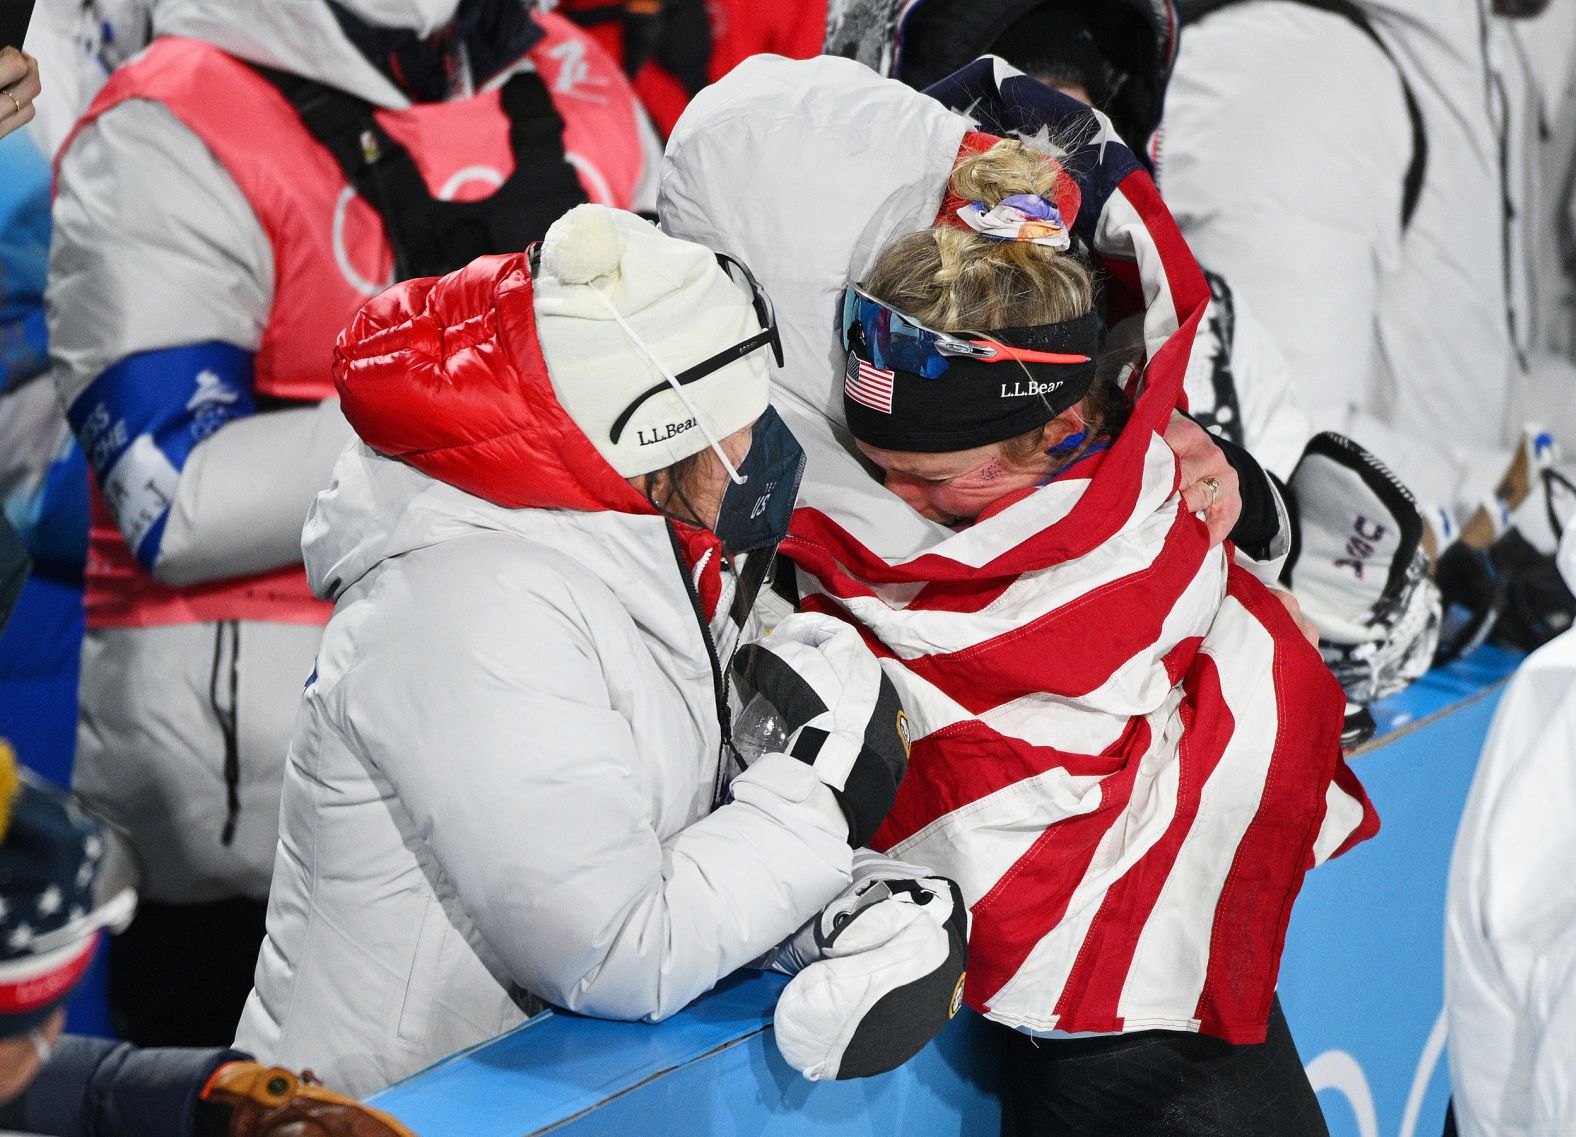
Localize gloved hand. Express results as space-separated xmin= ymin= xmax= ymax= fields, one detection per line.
xmin=758 ymin=849 xmax=941 ymax=976
xmin=1437 ymin=430 xmax=1576 ymax=655
xmin=732 ymin=613 xmax=911 ymax=847
xmin=1281 ymin=432 xmax=1441 ymax=704
xmin=771 ymin=863 xmax=969 ymax=1082
xmin=198 ymin=1062 xmax=417 ymax=1136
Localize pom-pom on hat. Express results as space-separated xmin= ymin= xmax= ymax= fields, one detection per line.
xmin=533 ymin=204 xmax=771 ymax=479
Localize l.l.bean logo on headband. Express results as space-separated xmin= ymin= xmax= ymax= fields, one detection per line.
xmin=999 ymin=378 xmax=1063 ymax=399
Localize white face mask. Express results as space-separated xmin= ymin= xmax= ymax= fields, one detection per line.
xmin=329 ymin=0 xmax=465 ymax=36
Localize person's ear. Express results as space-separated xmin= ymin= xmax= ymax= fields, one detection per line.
xmin=627 ymin=469 xmax=665 ymax=508
xmin=1041 ymin=408 xmax=1084 ymax=449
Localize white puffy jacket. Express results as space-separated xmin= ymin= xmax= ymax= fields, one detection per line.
xmin=1445 ymin=529 xmax=1576 ymax=1136
xmin=232 ymin=442 xmax=853 ymax=1095
xmin=49 ymin=0 xmax=662 ymax=904
xmin=1164 ymin=0 xmax=1518 ymax=516
xmin=1494 ymin=7 xmax=1576 ymax=447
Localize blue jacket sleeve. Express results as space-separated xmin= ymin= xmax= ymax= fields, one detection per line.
xmin=0 ymin=1036 xmax=244 ymax=1137
xmin=64 ymin=342 xmax=256 ymax=571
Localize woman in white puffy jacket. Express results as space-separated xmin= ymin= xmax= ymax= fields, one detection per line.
xmin=1445 ymin=527 xmax=1576 ymax=1137
xmin=233 ymin=206 xmax=912 ymax=1096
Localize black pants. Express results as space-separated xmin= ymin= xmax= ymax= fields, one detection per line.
xmin=998 ymin=998 xmax=1329 ymax=1137
xmin=107 ymin=897 xmax=268 ymax=1047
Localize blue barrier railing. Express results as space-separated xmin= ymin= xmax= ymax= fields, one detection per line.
xmin=370 ymin=645 xmax=1525 ymax=1137
xmin=1279 ymin=644 xmax=1521 ymax=1137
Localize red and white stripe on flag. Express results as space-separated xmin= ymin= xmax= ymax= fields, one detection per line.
xmin=845 ymin=354 xmax=895 ymax=413
xmin=781 ymin=172 xmax=1379 ymax=1045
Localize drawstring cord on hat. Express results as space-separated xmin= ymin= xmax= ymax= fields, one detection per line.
xmin=588 ymin=288 xmax=747 ymax=487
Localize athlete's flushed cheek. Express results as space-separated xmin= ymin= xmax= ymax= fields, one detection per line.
xmin=880 ymin=454 xmax=1047 ymax=525
xmin=930 ymin=462 xmax=1046 ymax=521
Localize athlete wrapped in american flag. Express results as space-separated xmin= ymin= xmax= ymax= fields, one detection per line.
xmin=662 ymin=48 xmax=1376 ymax=1089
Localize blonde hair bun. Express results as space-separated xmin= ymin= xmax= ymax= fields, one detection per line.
xmin=865 ymin=140 xmax=1090 ymax=334
xmin=950 ymin=139 xmax=1062 ymax=209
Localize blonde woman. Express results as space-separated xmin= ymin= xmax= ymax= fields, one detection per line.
xmin=662 ymin=57 xmax=1375 ymax=1135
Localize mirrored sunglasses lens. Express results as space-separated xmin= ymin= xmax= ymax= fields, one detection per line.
xmin=843 ymin=289 xmax=954 ymax=379
xmin=870 ymin=300 xmax=950 ymax=378
xmin=839 ymin=288 xmax=858 ymax=347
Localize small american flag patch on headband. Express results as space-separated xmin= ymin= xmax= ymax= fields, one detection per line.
xmin=845 ymin=353 xmax=895 ymax=414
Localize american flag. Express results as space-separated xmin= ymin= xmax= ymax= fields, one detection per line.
xmin=845 ymin=353 xmax=894 ymax=414
xmin=781 ymin=61 xmax=1378 ymax=1044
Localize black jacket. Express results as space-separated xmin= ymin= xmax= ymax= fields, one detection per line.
xmin=0 ymin=1036 xmax=241 ymax=1137
xmin=823 ymin=0 xmax=1179 ymax=159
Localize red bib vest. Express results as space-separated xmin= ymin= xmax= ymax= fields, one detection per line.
xmin=69 ymin=14 xmax=645 ymax=628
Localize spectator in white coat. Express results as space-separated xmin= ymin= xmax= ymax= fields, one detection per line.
xmin=233 ymin=205 xmax=911 ymax=1096
xmin=1445 ymin=523 xmax=1576 ymax=1137
xmin=1165 ymin=0 xmax=1521 ymax=519
xmin=48 ymin=0 xmax=661 ymax=1047
xmin=1491 ymin=2 xmax=1576 ymax=447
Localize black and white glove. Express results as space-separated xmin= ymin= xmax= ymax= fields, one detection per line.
xmin=1434 ymin=430 xmax=1576 ymax=659
xmin=732 ymin=614 xmax=911 ymax=848
xmin=1282 ymin=432 xmax=1441 ymax=704
xmin=769 ymin=852 xmax=969 ymax=1082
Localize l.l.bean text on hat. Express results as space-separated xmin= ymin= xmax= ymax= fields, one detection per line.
xmin=637 ymin=418 xmax=698 ymax=446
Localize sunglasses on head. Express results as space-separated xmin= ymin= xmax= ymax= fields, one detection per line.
xmin=607 ymin=253 xmax=783 ymax=445
xmin=838 ymin=283 xmax=1091 ymax=379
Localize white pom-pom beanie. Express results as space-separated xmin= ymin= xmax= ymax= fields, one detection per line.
xmin=533 ymin=204 xmax=770 ymax=479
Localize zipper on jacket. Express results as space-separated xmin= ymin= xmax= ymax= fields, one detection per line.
xmin=665 ymin=522 xmax=738 ymax=808
xmin=207 ymin=620 xmax=242 ymax=846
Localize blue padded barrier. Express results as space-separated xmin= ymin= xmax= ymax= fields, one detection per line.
xmin=370 ymin=646 xmax=1525 ymax=1137
xmin=1278 ymin=645 xmax=1522 ymax=1137
xmin=373 ymin=972 xmax=1003 ymax=1137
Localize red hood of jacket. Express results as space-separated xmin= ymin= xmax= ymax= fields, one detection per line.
xmin=333 ymin=252 xmax=656 ymax=516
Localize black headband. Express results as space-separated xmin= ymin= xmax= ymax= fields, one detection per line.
xmin=843 ymin=312 xmax=1101 ymax=453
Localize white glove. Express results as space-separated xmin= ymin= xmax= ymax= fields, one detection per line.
xmin=1282 ymin=432 xmax=1441 ymax=703
xmin=771 ymin=867 xmax=969 ymax=1082
xmin=758 ymin=850 xmax=938 ymax=977
xmin=732 ymin=613 xmax=910 ymax=847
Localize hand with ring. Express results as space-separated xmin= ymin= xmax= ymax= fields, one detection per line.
xmin=0 ymin=46 xmax=40 ymax=142
xmin=1163 ymin=410 xmax=1241 ymax=546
